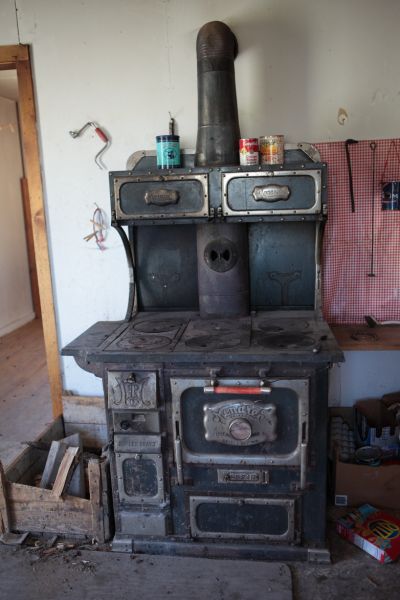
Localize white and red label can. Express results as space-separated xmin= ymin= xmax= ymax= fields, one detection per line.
xmin=239 ymin=138 xmax=259 ymax=166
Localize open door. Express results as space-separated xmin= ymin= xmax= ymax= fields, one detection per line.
xmin=0 ymin=45 xmax=62 ymax=417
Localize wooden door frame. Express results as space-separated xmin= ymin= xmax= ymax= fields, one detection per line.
xmin=0 ymin=45 xmax=62 ymax=417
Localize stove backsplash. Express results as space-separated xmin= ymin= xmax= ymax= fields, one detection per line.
xmin=133 ymin=218 xmax=319 ymax=313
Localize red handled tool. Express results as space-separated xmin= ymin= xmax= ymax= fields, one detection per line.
xmin=69 ymin=121 xmax=111 ymax=170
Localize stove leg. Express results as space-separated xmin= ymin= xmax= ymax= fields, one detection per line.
xmin=307 ymin=547 xmax=331 ymax=564
xmin=112 ymin=535 xmax=133 ymax=553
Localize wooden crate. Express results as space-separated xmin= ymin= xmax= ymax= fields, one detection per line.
xmin=0 ymin=417 xmax=111 ymax=542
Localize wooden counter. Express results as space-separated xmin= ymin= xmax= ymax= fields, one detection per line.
xmin=331 ymin=324 xmax=400 ymax=350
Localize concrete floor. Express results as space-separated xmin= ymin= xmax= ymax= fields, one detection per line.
xmin=0 ymin=519 xmax=399 ymax=600
xmin=291 ymin=519 xmax=400 ymax=599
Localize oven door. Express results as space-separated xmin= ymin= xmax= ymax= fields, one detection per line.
xmin=171 ymin=378 xmax=309 ymax=470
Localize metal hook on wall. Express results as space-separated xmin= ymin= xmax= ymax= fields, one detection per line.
xmin=69 ymin=121 xmax=111 ymax=170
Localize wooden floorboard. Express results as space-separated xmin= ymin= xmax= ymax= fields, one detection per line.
xmin=0 ymin=547 xmax=292 ymax=600
xmin=0 ymin=319 xmax=52 ymax=467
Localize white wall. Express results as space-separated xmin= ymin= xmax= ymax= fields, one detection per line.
xmin=329 ymin=352 xmax=400 ymax=407
xmin=0 ymin=0 xmax=399 ymax=398
xmin=0 ymin=96 xmax=34 ymax=336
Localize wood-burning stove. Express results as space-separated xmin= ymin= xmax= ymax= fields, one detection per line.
xmin=63 ymin=21 xmax=343 ymax=561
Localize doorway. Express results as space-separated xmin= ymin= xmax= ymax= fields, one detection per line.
xmin=0 ymin=45 xmax=62 ymax=468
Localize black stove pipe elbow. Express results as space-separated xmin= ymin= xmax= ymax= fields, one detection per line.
xmin=195 ymin=21 xmax=240 ymax=166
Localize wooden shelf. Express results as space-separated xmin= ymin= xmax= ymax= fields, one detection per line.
xmin=331 ymin=324 xmax=400 ymax=350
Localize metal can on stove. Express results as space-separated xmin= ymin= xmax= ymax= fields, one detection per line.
xmin=156 ymin=134 xmax=181 ymax=169
xmin=259 ymin=135 xmax=285 ymax=165
xmin=239 ymin=138 xmax=259 ymax=166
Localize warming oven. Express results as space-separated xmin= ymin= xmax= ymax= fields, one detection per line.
xmin=63 ymin=21 xmax=343 ymax=561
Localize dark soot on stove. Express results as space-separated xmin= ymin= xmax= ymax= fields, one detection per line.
xmin=185 ymin=334 xmax=242 ymax=350
xmin=133 ymin=319 xmax=183 ymax=334
xmin=115 ymin=334 xmax=171 ymax=350
xmin=255 ymin=332 xmax=316 ymax=349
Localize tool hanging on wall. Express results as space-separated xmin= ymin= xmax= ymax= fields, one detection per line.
xmin=345 ymin=138 xmax=358 ymax=212
xmin=364 ymin=315 xmax=400 ymax=327
xmin=69 ymin=122 xmax=110 ymax=170
xmin=380 ymin=140 xmax=400 ymax=211
xmin=83 ymin=204 xmax=108 ymax=250
xmin=368 ymin=142 xmax=377 ymax=277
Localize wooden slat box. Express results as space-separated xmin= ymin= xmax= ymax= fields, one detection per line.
xmin=0 ymin=417 xmax=111 ymax=542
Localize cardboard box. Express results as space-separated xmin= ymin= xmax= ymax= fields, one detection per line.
xmin=330 ymin=408 xmax=400 ymax=511
xmin=334 ymin=455 xmax=400 ymax=510
xmin=336 ymin=504 xmax=400 ymax=563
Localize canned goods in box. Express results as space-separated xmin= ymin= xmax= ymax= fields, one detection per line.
xmin=239 ymin=138 xmax=259 ymax=166
xmin=259 ymin=135 xmax=285 ymax=165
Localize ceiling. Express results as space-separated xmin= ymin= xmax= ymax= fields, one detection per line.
xmin=0 ymin=70 xmax=19 ymax=101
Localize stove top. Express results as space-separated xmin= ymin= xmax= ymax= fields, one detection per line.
xmin=90 ymin=311 xmax=341 ymax=361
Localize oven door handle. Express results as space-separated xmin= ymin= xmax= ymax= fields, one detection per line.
xmin=203 ymin=385 xmax=272 ymax=395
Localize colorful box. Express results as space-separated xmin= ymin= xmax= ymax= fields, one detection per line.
xmin=336 ymin=504 xmax=400 ymax=563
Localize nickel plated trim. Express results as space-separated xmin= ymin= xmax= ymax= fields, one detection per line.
xmin=221 ymin=170 xmax=321 ymax=216
xmin=114 ymin=173 xmax=209 ymax=220
xmin=126 ymin=150 xmax=156 ymax=170
xmin=189 ymin=496 xmax=295 ymax=541
xmin=314 ymin=220 xmax=323 ymax=316
xmin=126 ymin=149 xmax=195 ymax=171
xmin=171 ymin=378 xmax=309 ymax=467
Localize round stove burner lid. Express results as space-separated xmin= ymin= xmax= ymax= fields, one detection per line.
xmin=185 ymin=334 xmax=241 ymax=350
xmin=255 ymin=332 xmax=316 ymax=349
xmin=115 ymin=334 xmax=171 ymax=351
xmin=133 ymin=318 xmax=183 ymax=334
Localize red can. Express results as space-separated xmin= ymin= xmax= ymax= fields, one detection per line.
xmin=239 ymin=138 xmax=259 ymax=166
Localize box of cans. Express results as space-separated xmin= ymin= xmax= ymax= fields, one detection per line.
xmin=329 ymin=408 xmax=400 ymax=511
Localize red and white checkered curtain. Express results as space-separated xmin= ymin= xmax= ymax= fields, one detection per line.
xmin=315 ymin=139 xmax=400 ymax=324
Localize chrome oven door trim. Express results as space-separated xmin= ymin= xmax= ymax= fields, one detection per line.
xmin=189 ymin=496 xmax=296 ymax=541
xmin=171 ymin=378 xmax=309 ymax=467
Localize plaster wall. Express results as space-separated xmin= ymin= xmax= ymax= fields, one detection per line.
xmin=0 ymin=0 xmax=399 ymax=400
xmin=0 ymin=95 xmax=34 ymax=335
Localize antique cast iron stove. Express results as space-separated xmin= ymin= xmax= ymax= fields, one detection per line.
xmin=63 ymin=21 xmax=343 ymax=561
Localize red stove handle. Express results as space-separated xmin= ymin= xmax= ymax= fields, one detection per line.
xmin=203 ymin=385 xmax=272 ymax=395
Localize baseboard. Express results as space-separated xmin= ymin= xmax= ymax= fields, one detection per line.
xmin=0 ymin=311 xmax=36 ymax=337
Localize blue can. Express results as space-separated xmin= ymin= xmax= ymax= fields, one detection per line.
xmin=382 ymin=181 xmax=400 ymax=210
xmin=156 ymin=134 xmax=180 ymax=169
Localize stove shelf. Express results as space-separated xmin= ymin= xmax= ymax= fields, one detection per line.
xmin=332 ymin=324 xmax=400 ymax=350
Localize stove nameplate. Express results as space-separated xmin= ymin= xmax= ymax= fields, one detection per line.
xmin=204 ymin=400 xmax=277 ymax=446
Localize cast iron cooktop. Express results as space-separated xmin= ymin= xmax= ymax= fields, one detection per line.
xmin=102 ymin=311 xmax=329 ymax=355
